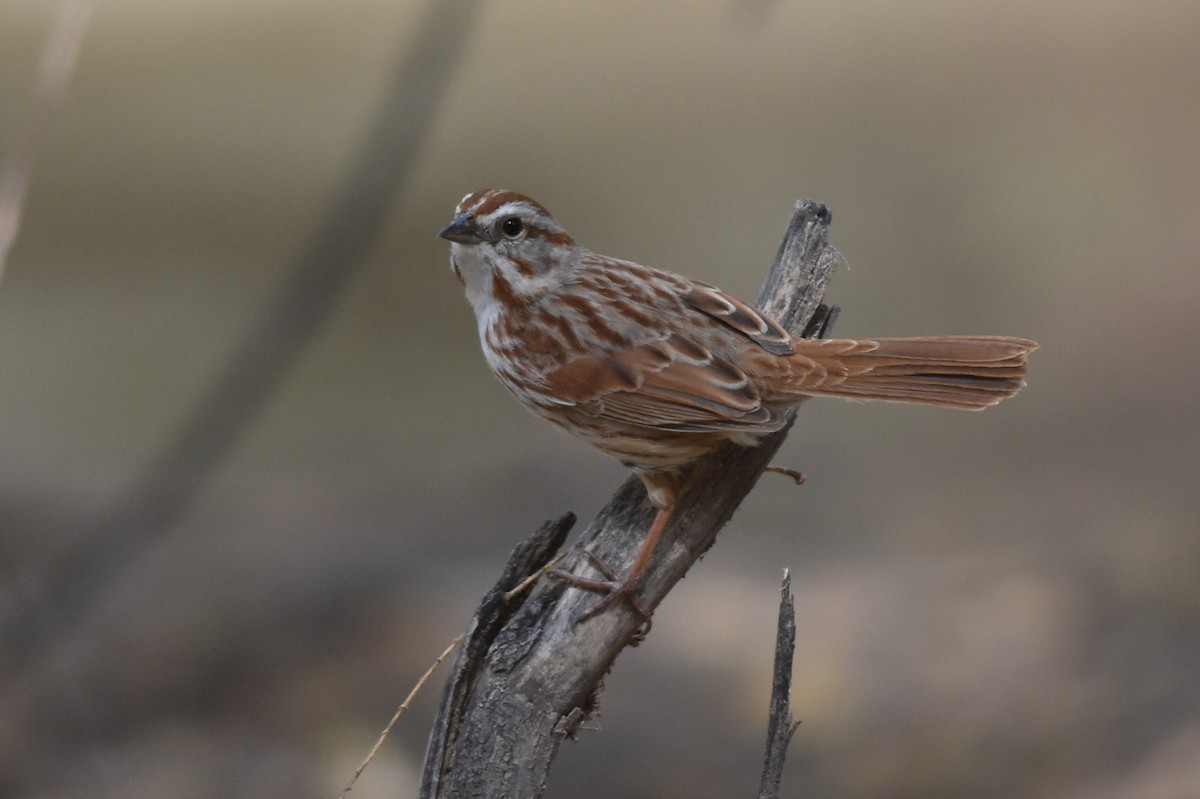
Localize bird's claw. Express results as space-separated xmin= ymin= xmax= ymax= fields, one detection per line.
xmin=551 ymin=550 xmax=653 ymax=628
xmin=765 ymin=465 xmax=806 ymax=485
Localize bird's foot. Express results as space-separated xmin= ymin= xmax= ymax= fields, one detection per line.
xmin=551 ymin=551 xmax=652 ymax=628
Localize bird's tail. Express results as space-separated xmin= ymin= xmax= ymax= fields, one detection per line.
xmin=780 ymin=336 xmax=1037 ymax=410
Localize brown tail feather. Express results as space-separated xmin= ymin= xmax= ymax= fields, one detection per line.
xmin=783 ymin=336 xmax=1037 ymax=410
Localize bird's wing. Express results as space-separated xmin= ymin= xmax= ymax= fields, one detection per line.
xmin=542 ymin=333 xmax=784 ymax=432
xmin=682 ymin=283 xmax=795 ymax=356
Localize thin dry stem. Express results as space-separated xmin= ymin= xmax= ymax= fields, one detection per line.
xmin=338 ymin=634 xmax=463 ymax=799
xmin=503 ymin=551 xmax=568 ymax=602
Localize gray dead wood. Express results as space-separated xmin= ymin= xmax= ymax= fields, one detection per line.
xmin=759 ymin=569 xmax=801 ymax=799
xmin=419 ymin=199 xmax=841 ymax=799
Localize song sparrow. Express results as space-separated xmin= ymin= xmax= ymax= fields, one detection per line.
xmin=440 ymin=189 xmax=1036 ymax=621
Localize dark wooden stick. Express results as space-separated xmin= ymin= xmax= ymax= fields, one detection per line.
xmin=759 ymin=569 xmax=801 ymax=799
xmin=418 ymin=199 xmax=841 ymax=799
xmin=420 ymin=513 xmax=574 ymax=796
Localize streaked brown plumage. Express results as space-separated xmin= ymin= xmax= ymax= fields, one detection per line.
xmin=440 ymin=189 xmax=1036 ymax=621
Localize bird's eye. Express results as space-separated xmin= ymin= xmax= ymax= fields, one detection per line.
xmin=501 ymin=217 xmax=524 ymax=238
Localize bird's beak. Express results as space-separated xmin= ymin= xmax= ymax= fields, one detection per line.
xmin=438 ymin=213 xmax=483 ymax=244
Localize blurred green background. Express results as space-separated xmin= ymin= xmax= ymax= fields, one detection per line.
xmin=1 ymin=1 xmax=1197 ymax=797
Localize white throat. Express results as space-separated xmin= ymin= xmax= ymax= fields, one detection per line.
xmin=451 ymin=241 xmax=565 ymax=333
xmin=450 ymin=241 xmax=499 ymax=325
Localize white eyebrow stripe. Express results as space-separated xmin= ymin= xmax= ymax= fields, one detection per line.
xmin=479 ymin=201 xmax=536 ymax=222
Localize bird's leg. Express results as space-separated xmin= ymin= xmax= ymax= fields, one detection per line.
xmin=551 ymin=504 xmax=671 ymax=624
xmin=551 ymin=476 xmax=677 ymax=625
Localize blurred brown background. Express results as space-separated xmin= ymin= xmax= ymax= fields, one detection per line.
xmin=1 ymin=1 xmax=1197 ymax=797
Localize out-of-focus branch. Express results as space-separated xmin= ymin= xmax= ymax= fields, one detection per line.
xmin=3 ymin=0 xmax=482 ymax=681
xmin=0 ymin=0 xmax=93 ymax=283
